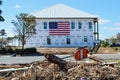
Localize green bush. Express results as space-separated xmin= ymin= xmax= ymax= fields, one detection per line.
xmin=20 ymin=47 xmax=37 ymax=55
xmin=6 ymin=46 xmax=14 ymax=54
xmin=112 ymin=47 xmax=119 ymax=51
xmin=0 ymin=47 xmax=7 ymax=54
xmin=100 ymin=40 xmax=110 ymax=47
xmin=24 ymin=47 xmax=37 ymax=53
xmin=14 ymin=48 xmax=22 ymax=55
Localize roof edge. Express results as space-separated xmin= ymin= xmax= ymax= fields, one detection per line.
xmin=35 ymin=17 xmax=98 ymax=19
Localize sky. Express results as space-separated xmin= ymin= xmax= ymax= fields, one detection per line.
xmin=0 ymin=0 xmax=120 ymax=40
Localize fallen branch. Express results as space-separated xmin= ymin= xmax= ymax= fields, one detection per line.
xmin=0 ymin=67 xmax=29 ymax=73
xmin=88 ymin=55 xmax=106 ymax=64
xmin=44 ymin=54 xmax=67 ymax=72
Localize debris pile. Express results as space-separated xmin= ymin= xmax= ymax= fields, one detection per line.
xmin=0 ymin=55 xmax=120 ymax=80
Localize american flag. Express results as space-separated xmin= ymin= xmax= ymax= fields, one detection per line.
xmin=49 ymin=22 xmax=70 ymax=35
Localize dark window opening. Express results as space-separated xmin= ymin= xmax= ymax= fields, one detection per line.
xmin=43 ymin=22 xmax=47 ymax=29
xmin=47 ymin=38 xmax=51 ymax=45
xmin=89 ymin=22 xmax=92 ymax=29
xmin=84 ymin=36 xmax=88 ymax=42
xmin=71 ymin=22 xmax=75 ymax=29
xmin=66 ymin=38 xmax=70 ymax=44
xmin=78 ymin=22 xmax=82 ymax=29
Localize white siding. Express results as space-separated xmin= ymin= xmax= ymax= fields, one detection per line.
xmin=26 ymin=19 xmax=95 ymax=48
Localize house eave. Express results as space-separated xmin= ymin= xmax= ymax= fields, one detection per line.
xmin=35 ymin=17 xmax=98 ymax=20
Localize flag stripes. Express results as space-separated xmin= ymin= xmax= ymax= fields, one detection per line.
xmin=49 ymin=22 xmax=70 ymax=35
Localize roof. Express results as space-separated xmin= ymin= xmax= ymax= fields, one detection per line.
xmin=32 ymin=4 xmax=98 ymax=18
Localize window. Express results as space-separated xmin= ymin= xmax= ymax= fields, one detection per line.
xmin=89 ymin=22 xmax=92 ymax=29
xmin=84 ymin=36 xmax=88 ymax=42
xmin=30 ymin=43 xmax=33 ymax=45
xmin=78 ymin=22 xmax=82 ymax=29
xmin=66 ymin=37 xmax=70 ymax=44
xmin=71 ymin=22 xmax=75 ymax=29
xmin=47 ymin=38 xmax=51 ymax=45
xmin=39 ymin=36 xmax=43 ymax=38
xmin=43 ymin=22 xmax=47 ymax=29
xmin=37 ymin=39 xmax=39 ymax=41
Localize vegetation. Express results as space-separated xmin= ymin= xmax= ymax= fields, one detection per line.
xmin=11 ymin=13 xmax=36 ymax=49
xmin=0 ymin=46 xmax=39 ymax=56
xmin=0 ymin=29 xmax=7 ymax=48
xmin=19 ymin=47 xmax=38 ymax=56
xmin=0 ymin=46 xmax=15 ymax=55
xmin=100 ymin=40 xmax=109 ymax=47
xmin=0 ymin=0 xmax=4 ymax=21
xmin=0 ymin=1 xmax=6 ymax=48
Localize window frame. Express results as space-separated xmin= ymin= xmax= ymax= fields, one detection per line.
xmin=66 ymin=37 xmax=70 ymax=44
xmin=78 ymin=22 xmax=82 ymax=29
xmin=71 ymin=22 xmax=75 ymax=29
xmin=88 ymin=22 xmax=92 ymax=29
xmin=47 ymin=37 xmax=51 ymax=45
xmin=43 ymin=22 xmax=47 ymax=29
xmin=84 ymin=36 xmax=88 ymax=42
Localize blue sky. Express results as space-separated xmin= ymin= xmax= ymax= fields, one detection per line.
xmin=0 ymin=0 xmax=120 ymax=40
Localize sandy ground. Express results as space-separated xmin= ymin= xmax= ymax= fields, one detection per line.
xmin=36 ymin=47 xmax=120 ymax=54
xmin=98 ymin=47 xmax=120 ymax=54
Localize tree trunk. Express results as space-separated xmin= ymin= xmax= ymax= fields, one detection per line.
xmin=22 ymin=39 xmax=25 ymax=50
xmin=22 ymin=43 xmax=24 ymax=50
xmin=22 ymin=27 xmax=25 ymax=50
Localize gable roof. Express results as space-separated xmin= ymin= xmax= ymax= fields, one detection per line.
xmin=32 ymin=4 xmax=98 ymax=18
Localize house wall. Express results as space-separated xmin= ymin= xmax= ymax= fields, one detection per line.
xmin=25 ymin=18 xmax=95 ymax=48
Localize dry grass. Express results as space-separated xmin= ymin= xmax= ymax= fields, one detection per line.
xmin=36 ymin=47 xmax=120 ymax=54
xmin=37 ymin=48 xmax=77 ymax=54
xmin=97 ymin=47 xmax=120 ymax=54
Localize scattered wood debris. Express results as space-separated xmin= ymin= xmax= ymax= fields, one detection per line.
xmin=45 ymin=54 xmax=68 ymax=72
xmin=0 ymin=55 xmax=120 ymax=80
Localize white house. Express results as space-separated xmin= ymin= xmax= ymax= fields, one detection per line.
xmin=25 ymin=4 xmax=99 ymax=48
xmin=106 ymin=33 xmax=120 ymax=45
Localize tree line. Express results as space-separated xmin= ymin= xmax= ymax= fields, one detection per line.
xmin=0 ymin=13 xmax=36 ymax=49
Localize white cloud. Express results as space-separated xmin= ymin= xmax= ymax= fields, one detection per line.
xmin=8 ymin=33 xmax=15 ymax=37
xmin=101 ymin=26 xmax=120 ymax=31
xmin=95 ymin=15 xmax=110 ymax=24
xmin=109 ymin=27 xmax=120 ymax=31
xmin=99 ymin=18 xmax=110 ymax=24
xmin=5 ymin=30 xmax=15 ymax=37
xmin=114 ymin=22 xmax=120 ymax=26
xmin=100 ymin=26 xmax=120 ymax=40
xmin=15 ymin=5 xmax=21 ymax=9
